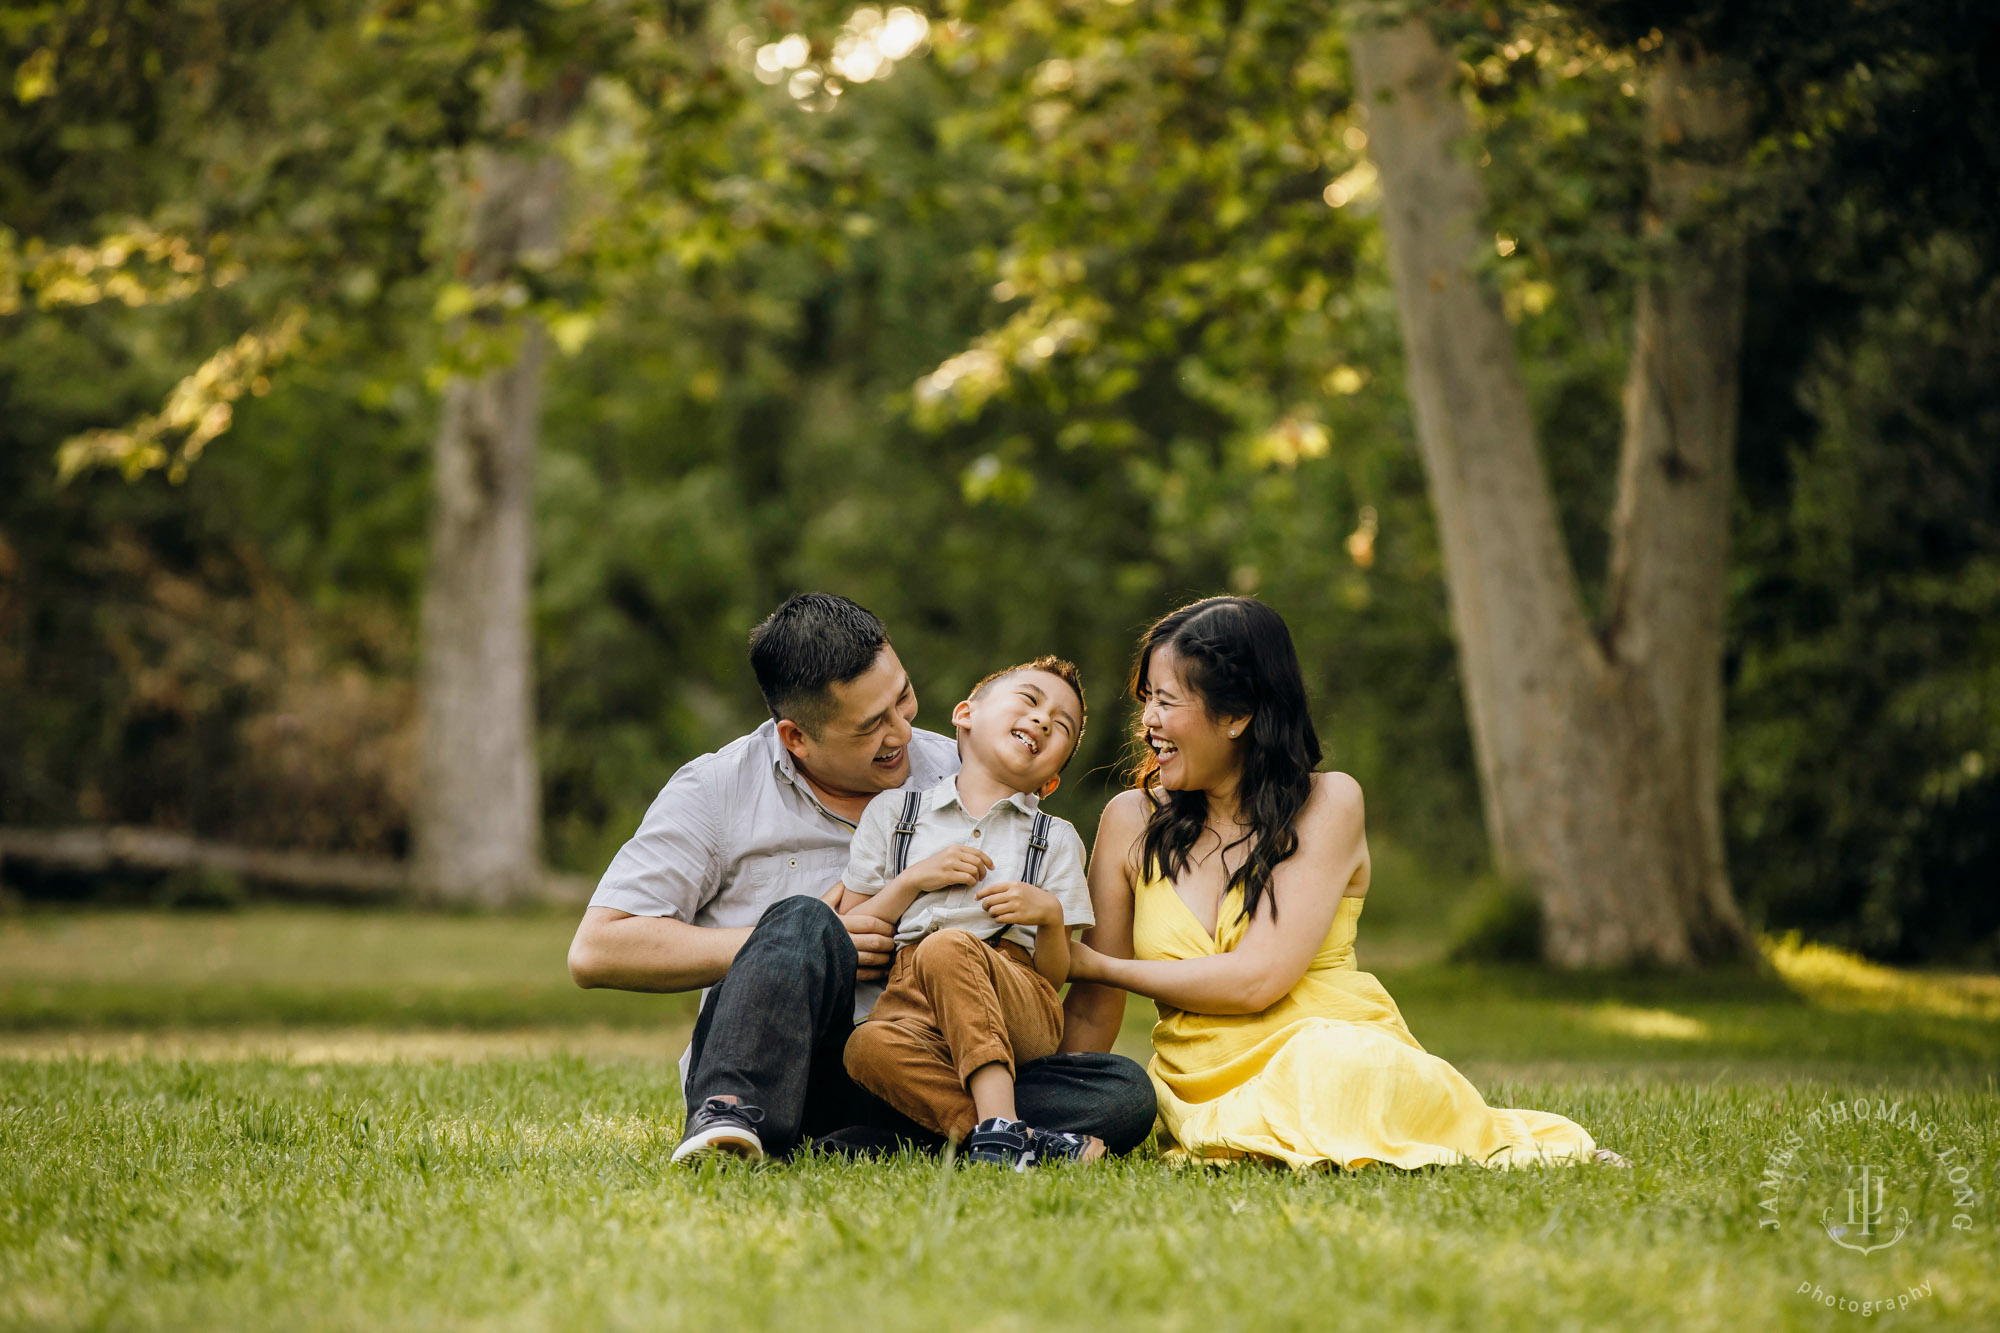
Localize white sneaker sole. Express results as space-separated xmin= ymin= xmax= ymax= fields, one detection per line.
xmin=671 ymin=1123 xmax=765 ymax=1164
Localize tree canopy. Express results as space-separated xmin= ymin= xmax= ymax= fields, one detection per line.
xmin=2 ymin=0 xmax=1994 ymax=961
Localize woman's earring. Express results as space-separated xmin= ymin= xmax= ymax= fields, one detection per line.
xmin=1229 ymin=729 xmax=1240 ymax=738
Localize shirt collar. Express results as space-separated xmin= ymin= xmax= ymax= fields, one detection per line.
xmin=761 ymin=720 xmax=861 ymax=830
xmin=763 ymin=721 xmax=969 ymax=827
xmin=928 ymin=774 xmax=1039 ymax=817
xmin=760 ymin=719 xmax=802 ymax=787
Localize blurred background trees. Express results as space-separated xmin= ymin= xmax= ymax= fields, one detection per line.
xmin=2 ymin=0 xmax=1994 ymax=964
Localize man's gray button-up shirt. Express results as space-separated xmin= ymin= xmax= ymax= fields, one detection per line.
xmin=590 ymin=719 xmax=960 ymax=1026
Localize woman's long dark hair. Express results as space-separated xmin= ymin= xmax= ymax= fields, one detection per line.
xmin=1130 ymin=596 xmax=1322 ymax=922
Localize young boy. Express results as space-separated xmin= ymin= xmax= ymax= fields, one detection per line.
xmin=837 ymin=656 xmax=1102 ymax=1168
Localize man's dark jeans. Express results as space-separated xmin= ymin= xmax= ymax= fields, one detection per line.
xmin=684 ymin=894 xmax=1158 ymax=1158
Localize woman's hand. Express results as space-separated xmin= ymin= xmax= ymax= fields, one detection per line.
xmin=1064 ymin=939 xmax=1108 ymax=984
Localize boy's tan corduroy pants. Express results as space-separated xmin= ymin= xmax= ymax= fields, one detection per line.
xmin=843 ymin=927 xmax=1063 ymax=1142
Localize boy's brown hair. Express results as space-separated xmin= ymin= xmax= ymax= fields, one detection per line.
xmin=967 ymin=655 xmax=1088 ymax=769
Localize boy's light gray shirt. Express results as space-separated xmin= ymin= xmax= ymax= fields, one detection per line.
xmin=590 ymin=719 xmax=960 ymax=1031
xmin=842 ymin=776 xmax=1094 ymax=951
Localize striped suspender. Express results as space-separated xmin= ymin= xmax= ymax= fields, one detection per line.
xmin=1021 ymin=811 xmax=1053 ymax=886
xmin=894 ymin=790 xmax=1050 ymax=885
xmin=988 ymin=810 xmax=1057 ymax=947
xmin=890 ymin=790 xmax=923 ymax=877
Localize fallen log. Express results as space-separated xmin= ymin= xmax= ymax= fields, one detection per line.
xmin=0 ymin=826 xmax=590 ymax=904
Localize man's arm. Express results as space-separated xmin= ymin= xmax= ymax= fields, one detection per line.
xmin=573 ymin=759 xmax=736 ymax=992
xmin=568 ymin=906 xmax=750 ymax=992
xmin=571 ymin=888 xmax=902 ymax=990
xmin=569 ymin=759 xmax=898 ymax=990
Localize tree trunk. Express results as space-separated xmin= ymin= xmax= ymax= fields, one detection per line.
xmin=0 ymin=824 xmax=595 ymax=903
xmin=412 ymin=71 xmax=569 ymax=907
xmin=1347 ymin=14 xmax=1754 ymax=965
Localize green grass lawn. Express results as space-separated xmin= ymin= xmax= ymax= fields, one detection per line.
xmin=2 ymin=908 xmax=1996 ymax=1331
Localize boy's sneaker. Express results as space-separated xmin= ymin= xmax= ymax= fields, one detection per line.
xmin=965 ymin=1117 xmax=1105 ymax=1170
xmin=671 ymin=1097 xmax=767 ymax=1163
xmin=966 ymin=1117 xmax=1034 ymax=1169
xmin=1027 ymin=1125 xmax=1106 ymax=1165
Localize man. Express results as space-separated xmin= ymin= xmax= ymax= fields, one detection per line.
xmin=568 ymin=592 xmax=1156 ymax=1161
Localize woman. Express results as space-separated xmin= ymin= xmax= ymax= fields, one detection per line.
xmin=1062 ymin=596 xmax=1619 ymax=1170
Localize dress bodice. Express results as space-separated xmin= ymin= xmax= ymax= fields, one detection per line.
xmin=1130 ymin=871 xmax=1424 ymax=1103
xmin=1131 ymin=873 xmax=1365 ymax=972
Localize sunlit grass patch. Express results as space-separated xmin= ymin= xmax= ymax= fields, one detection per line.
xmin=1764 ymin=933 xmax=2000 ymax=1021
xmin=0 ymin=1024 xmax=684 ymax=1064
xmin=1569 ymin=1002 xmax=1713 ymax=1041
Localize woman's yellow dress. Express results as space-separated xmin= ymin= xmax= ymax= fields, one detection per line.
xmin=1134 ymin=874 xmax=1597 ymax=1170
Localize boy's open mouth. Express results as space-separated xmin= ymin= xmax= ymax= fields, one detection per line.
xmin=1009 ymin=728 xmax=1041 ymax=756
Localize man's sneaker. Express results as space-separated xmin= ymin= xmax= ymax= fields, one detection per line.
xmin=671 ymin=1097 xmax=767 ymax=1163
xmin=965 ymin=1117 xmax=1106 ymax=1170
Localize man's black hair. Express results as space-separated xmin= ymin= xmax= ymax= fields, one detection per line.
xmin=748 ymin=593 xmax=891 ymax=737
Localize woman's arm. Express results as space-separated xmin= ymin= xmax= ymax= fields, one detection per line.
xmin=1069 ymin=774 xmax=1367 ymax=1015
xmin=1060 ymin=789 xmax=1149 ymax=1052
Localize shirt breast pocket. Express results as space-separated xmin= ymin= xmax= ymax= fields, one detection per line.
xmin=750 ymin=846 xmax=849 ymax=905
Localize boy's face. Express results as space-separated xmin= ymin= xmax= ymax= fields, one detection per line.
xmin=951 ymin=669 xmax=1083 ymax=795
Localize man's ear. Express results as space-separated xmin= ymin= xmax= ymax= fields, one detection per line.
xmin=950 ymin=698 xmax=975 ymax=732
xmin=1035 ymin=774 xmax=1061 ymax=799
xmin=775 ymin=718 xmax=813 ymax=761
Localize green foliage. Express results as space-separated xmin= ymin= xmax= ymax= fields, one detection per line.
xmin=1 ymin=0 xmax=1995 ymax=957
xmin=1446 ymin=879 xmax=1546 ymax=965
xmin=1729 ymin=235 xmax=2000 ymax=964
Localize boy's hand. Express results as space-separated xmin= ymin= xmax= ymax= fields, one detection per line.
xmin=900 ymin=845 xmax=994 ymax=894
xmin=975 ymin=879 xmax=1063 ymax=929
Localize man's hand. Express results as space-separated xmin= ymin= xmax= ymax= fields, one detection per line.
xmin=975 ymin=879 xmax=1063 ymax=929
xmin=897 ymin=845 xmax=995 ymax=894
xmin=823 ymin=884 xmax=897 ymax=981
xmin=844 ymin=916 xmax=898 ymax=981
